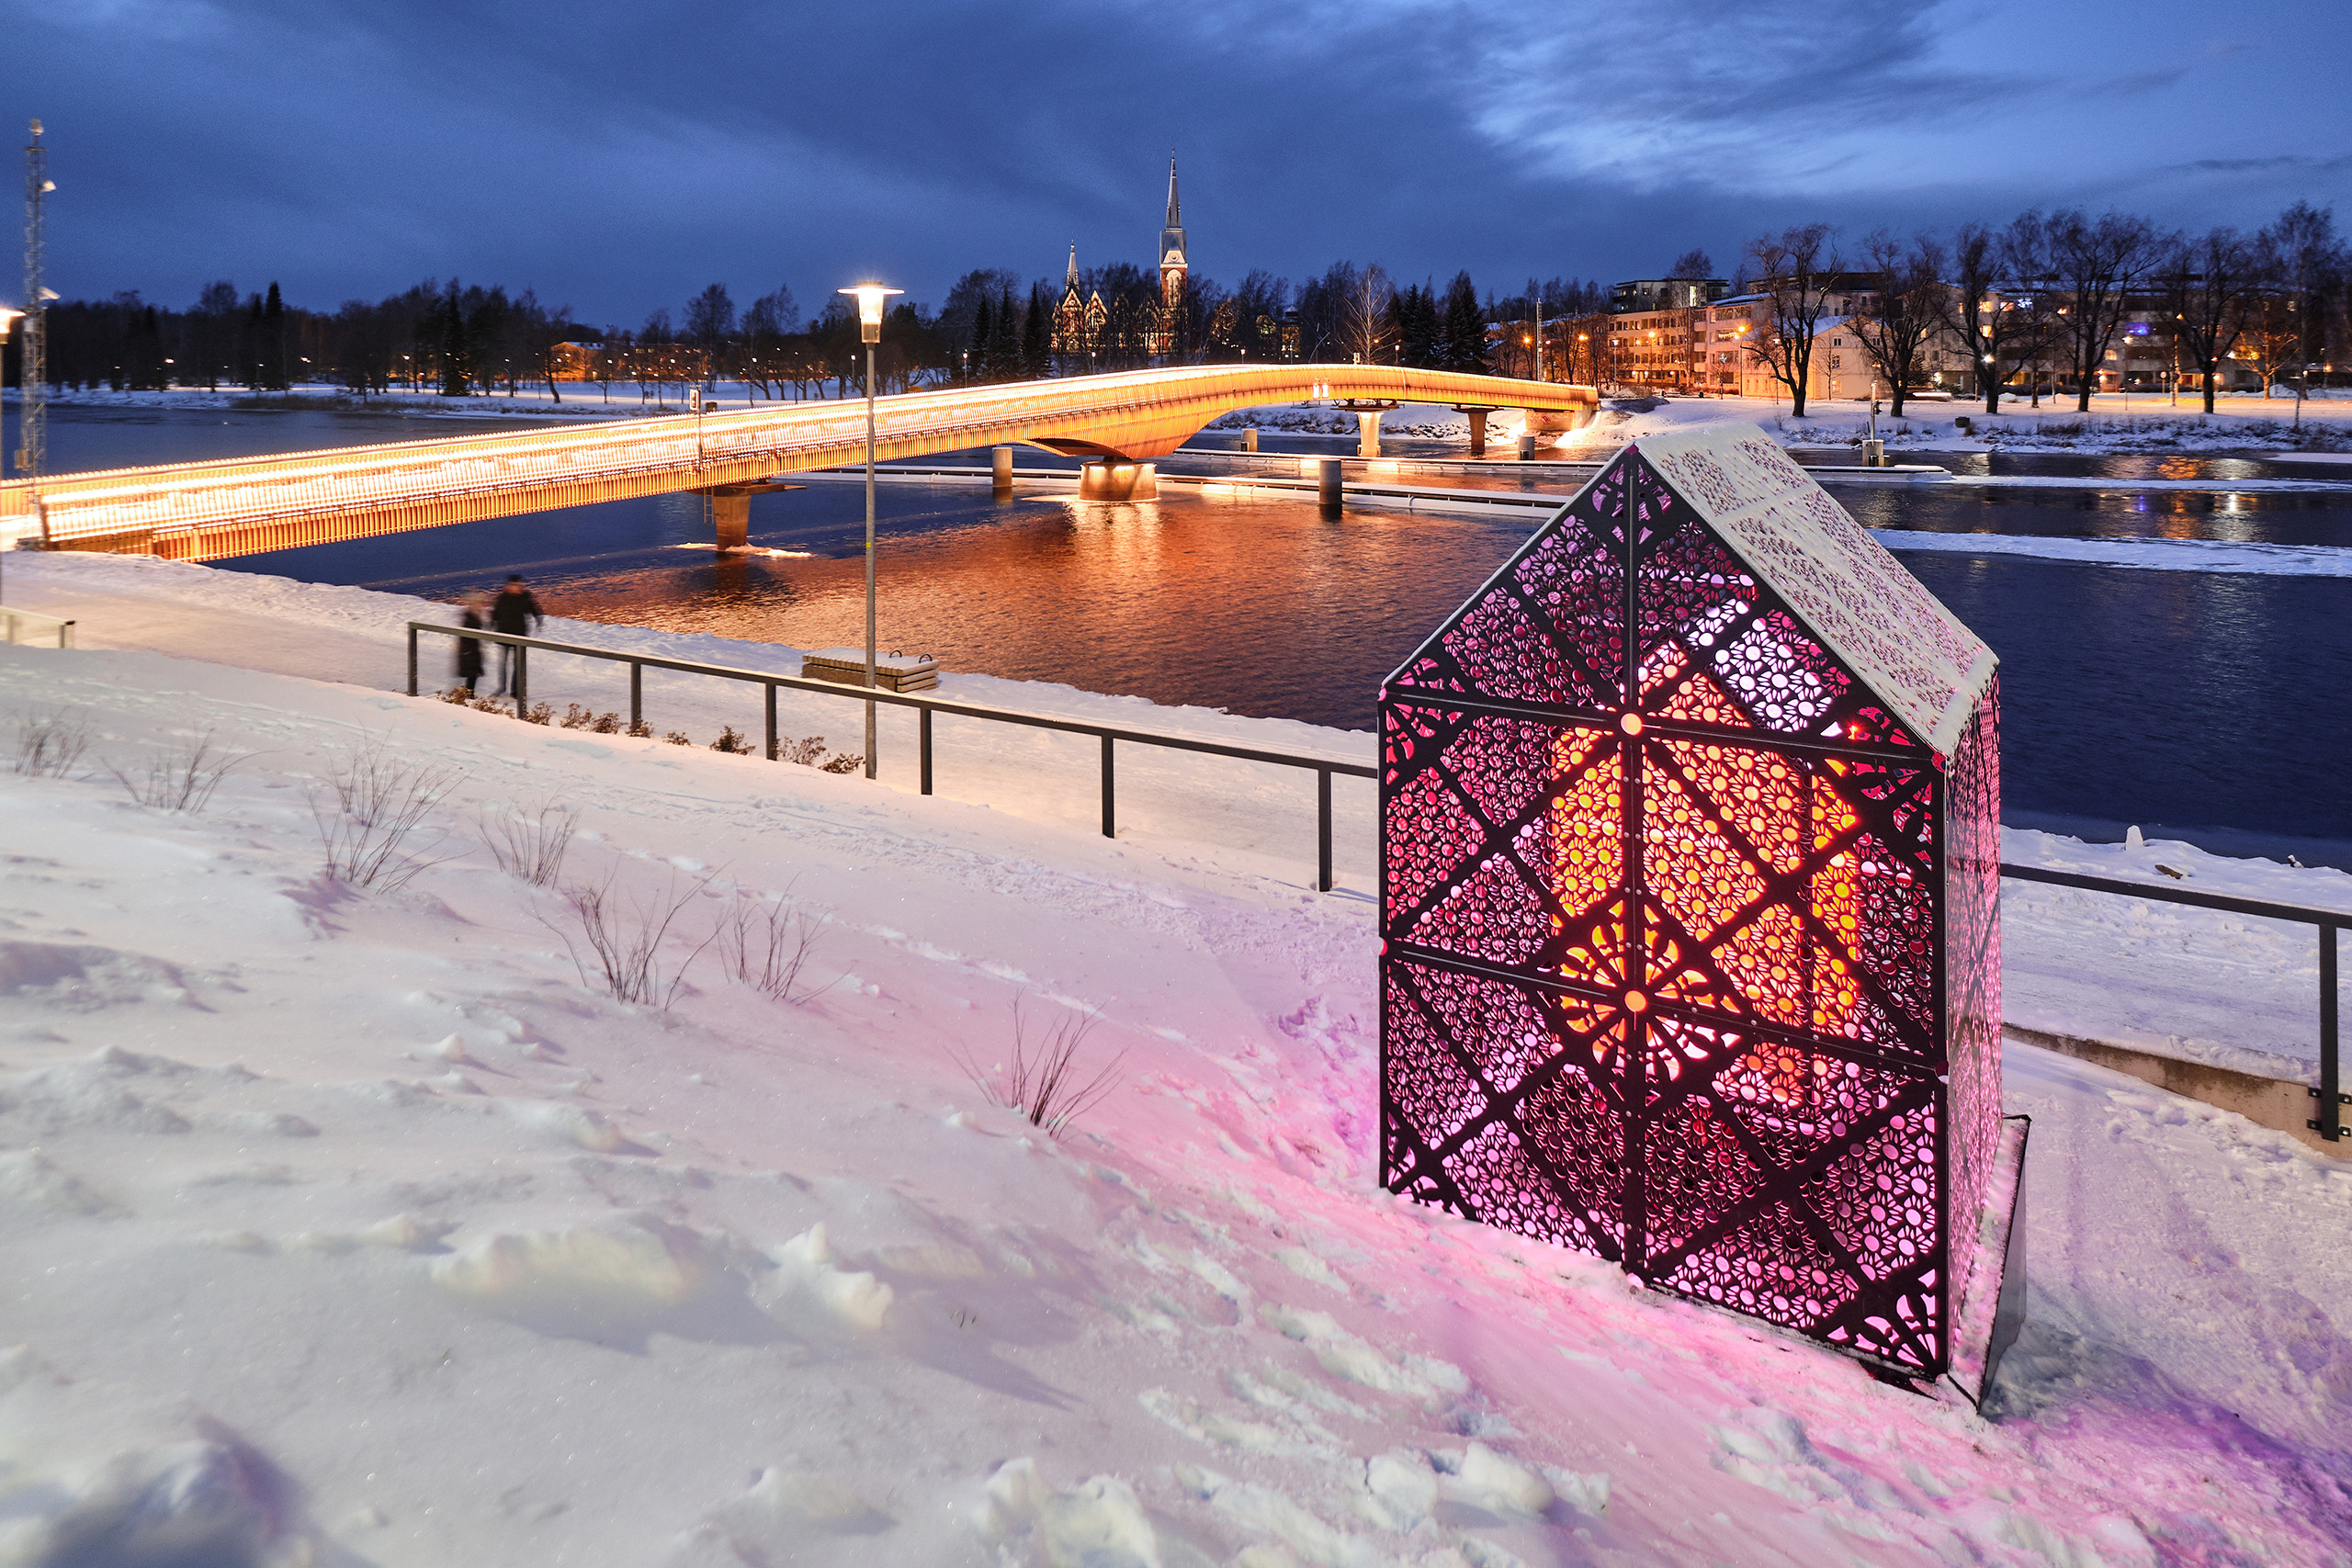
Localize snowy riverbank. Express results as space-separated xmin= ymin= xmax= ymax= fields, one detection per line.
xmin=3 ymin=616 xmax=2349 ymax=1565
xmin=21 ymin=382 xmax=2352 ymax=457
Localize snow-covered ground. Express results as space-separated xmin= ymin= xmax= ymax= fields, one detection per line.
xmin=26 ymin=382 xmax=2352 ymax=456
xmin=8 ymin=380 xmax=871 ymax=426
xmin=3 ymin=551 xmax=2349 ymax=1566
xmin=1553 ymin=394 xmax=2352 ymax=457
xmin=1209 ymin=395 xmax=2352 ymax=457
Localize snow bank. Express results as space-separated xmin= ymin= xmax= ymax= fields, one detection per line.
xmin=1 ymin=570 xmax=2348 ymax=1564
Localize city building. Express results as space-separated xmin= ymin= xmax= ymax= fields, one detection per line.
xmin=1610 ymin=277 xmax=1728 ymax=313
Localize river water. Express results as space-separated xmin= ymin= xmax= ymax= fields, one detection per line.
xmin=8 ymin=400 xmax=2349 ymax=866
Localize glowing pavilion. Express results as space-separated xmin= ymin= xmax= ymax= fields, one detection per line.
xmin=1378 ymin=424 xmax=2004 ymax=1378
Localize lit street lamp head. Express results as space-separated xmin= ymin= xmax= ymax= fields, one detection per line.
xmin=839 ymin=284 xmax=903 ymax=345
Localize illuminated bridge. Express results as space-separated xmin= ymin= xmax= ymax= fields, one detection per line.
xmin=0 ymin=366 xmax=1597 ymax=563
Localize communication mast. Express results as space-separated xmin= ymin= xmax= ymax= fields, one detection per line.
xmin=17 ymin=118 xmax=48 ymax=484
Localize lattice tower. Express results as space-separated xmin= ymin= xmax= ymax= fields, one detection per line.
xmin=17 ymin=118 xmax=45 ymax=484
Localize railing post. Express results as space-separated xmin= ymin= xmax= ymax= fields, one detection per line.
xmin=764 ymin=683 xmax=778 ymax=761
xmin=514 ymin=643 xmax=527 ymax=716
xmin=1101 ymin=734 xmax=1115 ymax=839
xmin=1317 ymin=767 xmax=1333 ymax=893
xmin=629 ymin=661 xmax=642 ymax=732
xmin=2317 ymin=922 xmax=2343 ymax=1143
xmin=920 ymin=707 xmax=933 ymax=795
xmin=406 ymin=624 xmax=418 ymax=696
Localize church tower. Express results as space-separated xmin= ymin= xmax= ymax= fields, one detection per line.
xmin=1151 ymin=156 xmax=1188 ymax=357
xmin=1158 ymin=157 xmax=1188 ymax=312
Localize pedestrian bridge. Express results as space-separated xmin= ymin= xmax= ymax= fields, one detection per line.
xmin=0 ymin=366 xmax=1597 ymax=562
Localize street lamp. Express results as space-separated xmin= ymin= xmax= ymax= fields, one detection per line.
xmin=839 ymin=283 xmax=902 ymax=781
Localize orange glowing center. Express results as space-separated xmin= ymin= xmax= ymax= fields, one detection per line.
xmin=1619 ymin=712 xmax=1644 ymax=736
xmin=1623 ymin=989 xmax=1649 ymax=1013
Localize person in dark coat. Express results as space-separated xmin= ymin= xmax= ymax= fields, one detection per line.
xmin=490 ymin=575 xmax=545 ymax=696
xmin=454 ymin=591 xmax=488 ymax=696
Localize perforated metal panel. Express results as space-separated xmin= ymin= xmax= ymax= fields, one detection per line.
xmin=1380 ymin=429 xmax=2000 ymax=1377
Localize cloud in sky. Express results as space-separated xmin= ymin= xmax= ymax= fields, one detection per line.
xmin=0 ymin=0 xmax=2344 ymax=322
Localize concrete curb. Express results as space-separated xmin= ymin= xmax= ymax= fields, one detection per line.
xmin=2003 ymin=1025 xmax=2345 ymax=1158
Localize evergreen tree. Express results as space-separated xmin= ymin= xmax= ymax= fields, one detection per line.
xmin=988 ymin=286 xmax=1019 ymax=379
xmin=1023 ymin=282 xmax=1050 ymax=378
xmin=439 ymin=280 xmax=469 ymax=396
xmin=262 ymin=282 xmax=288 ymax=389
xmin=1396 ymin=282 xmax=1440 ymax=367
xmin=1440 ymin=271 xmax=1486 ymax=373
xmin=242 ymin=293 xmax=266 ymax=387
xmin=968 ymin=296 xmax=992 ymax=382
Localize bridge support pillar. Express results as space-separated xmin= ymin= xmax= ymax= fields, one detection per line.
xmin=992 ymin=446 xmax=1014 ymax=498
xmin=1317 ymin=457 xmax=1343 ymax=518
xmin=1355 ymin=410 xmax=1384 ymax=459
xmin=1242 ymin=427 xmax=1258 ymax=453
xmin=711 ymin=491 xmax=750 ymax=551
xmin=1452 ymin=406 xmax=1495 ymax=457
xmin=1079 ymin=460 xmax=1158 ymax=502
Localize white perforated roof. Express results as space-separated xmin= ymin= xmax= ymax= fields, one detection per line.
xmin=1631 ymin=424 xmax=1997 ymax=756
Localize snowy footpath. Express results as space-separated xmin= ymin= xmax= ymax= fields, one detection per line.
xmin=2 ymin=551 xmax=2349 ymax=1567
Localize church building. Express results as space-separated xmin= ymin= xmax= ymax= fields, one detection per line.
xmin=1053 ymin=159 xmax=1189 ymax=366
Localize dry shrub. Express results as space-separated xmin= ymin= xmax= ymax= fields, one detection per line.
xmin=8 ymin=708 xmax=92 ymax=778
xmin=106 ymin=729 xmax=252 ymax=811
xmin=522 ymin=702 xmax=553 ymax=726
xmin=310 ymin=736 xmax=460 ymax=890
xmin=709 ymin=726 xmax=753 ymax=755
xmin=782 ymin=736 xmax=827 ymax=767
xmin=474 ymin=794 xmax=580 ymax=886
xmin=819 ymin=752 xmax=865 ymax=775
xmin=545 ymin=868 xmax=718 ymax=1008
xmin=627 ymin=719 xmax=653 ymax=739
xmin=716 ymin=888 xmax=829 ymax=1004
xmin=956 ymin=998 xmax=1125 ymax=1136
xmin=662 ymin=731 xmax=693 ymax=747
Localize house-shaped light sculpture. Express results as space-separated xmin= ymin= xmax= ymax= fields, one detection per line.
xmin=1380 ymin=424 xmax=2002 ymax=1378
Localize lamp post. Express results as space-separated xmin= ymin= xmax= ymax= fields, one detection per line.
xmin=839 ymin=283 xmax=902 ymax=781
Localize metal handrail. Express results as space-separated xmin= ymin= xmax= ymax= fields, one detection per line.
xmin=1999 ymin=862 xmax=2345 ymax=1142
xmin=408 ymin=622 xmax=1374 ymax=891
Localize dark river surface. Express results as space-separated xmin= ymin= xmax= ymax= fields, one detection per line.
xmin=10 ymin=401 xmax=2350 ymax=866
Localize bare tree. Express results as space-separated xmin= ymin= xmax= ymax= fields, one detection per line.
xmin=1847 ymin=231 xmax=1942 ymax=417
xmin=1667 ymin=248 xmax=1715 ymax=280
xmin=2160 ymin=228 xmax=2259 ymax=413
xmin=1741 ymin=225 xmax=1843 ymax=416
xmin=2046 ymin=210 xmax=2165 ymax=411
xmin=1933 ymin=215 xmax=2058 ymax=414
xmin=2255 ymin=201 xmax=2345 ymax=422
xmin=1340 ymin=264 xmax=1396 ymax=365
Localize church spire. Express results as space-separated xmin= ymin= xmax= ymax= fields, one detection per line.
xmin=1158 ymin=153 xmax=1187 ymax=275
xmin=1065 ymin=243 xmax=1079 ymax=288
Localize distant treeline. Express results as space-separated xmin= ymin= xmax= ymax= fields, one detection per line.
xmin=0 ymin=265 xmax=1609 ymax=400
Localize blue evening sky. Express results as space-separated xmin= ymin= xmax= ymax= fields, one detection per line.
xmin=3 ymin=0 xmax=2346 ymax=322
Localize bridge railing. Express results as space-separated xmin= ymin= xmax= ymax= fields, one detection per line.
xmin=407 ymin=622 xmax=1376 ymax=892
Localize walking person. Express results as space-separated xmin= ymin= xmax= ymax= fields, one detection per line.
xmin=453 ymin=591 xmax=488 ymax=697
xmin=491 ymin=574 xmax=545 ymax=696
